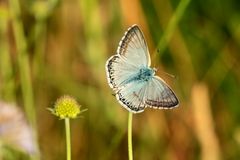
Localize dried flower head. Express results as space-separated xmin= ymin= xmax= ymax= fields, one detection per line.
xmin=49 ymin=95 xmax=81 ymax=119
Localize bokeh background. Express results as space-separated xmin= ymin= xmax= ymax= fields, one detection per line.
xmin=0 ymin=0 xmax=240 ymax=159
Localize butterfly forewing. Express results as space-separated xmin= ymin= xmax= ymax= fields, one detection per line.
xmin=106 ymin=25 xmax=150 ymax=89
xmin=106 ymin=55 xmax=139 ymax=89
xmin=117 ymin=25 xmax=151 ymax=67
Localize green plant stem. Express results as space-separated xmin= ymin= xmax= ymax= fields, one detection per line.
xmin=128 ymin=112 xmax=133 ymax=160
xmin=156 ymin=0 xmax=191 ymax=55
xmin=65 ymin=118 xmax=71 ymax=160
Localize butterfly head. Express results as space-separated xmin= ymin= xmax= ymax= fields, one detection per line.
xmin=153 ymin=67 xmax=158 ymax=73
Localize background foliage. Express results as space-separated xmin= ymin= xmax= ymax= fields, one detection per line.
xmin=0 ymin=0 xmax=240 ymax=159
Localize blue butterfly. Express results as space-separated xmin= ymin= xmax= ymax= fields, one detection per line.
xmin=106 ymin=25 xmax=179 ymax=113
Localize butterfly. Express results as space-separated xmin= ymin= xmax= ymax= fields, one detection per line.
xmin=106 ymin=24 xmax=179 ymax=113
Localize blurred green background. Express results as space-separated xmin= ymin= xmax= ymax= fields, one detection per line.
xmin=0 ymin=0 xmax=240 ymax=159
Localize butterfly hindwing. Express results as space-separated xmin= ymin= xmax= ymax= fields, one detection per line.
xmin=115 ymin=76 xmax=178 ymax=113
xmin=115 ymin=80 xmax=147 ymax=113
xmin=143 ymin=76 xmax=179 ymax=109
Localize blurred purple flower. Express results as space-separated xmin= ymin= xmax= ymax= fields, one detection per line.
xmin=0 ymin=101 xmax=36 ymax=155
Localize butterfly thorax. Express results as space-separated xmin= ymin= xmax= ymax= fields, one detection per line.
xmin=134 ymin=67 xmax=155 ymax=82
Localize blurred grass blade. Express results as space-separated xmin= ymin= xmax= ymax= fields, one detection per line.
xmin=0 ymin=6 xmax=16 ymax=101
xmin=8 ymin=0 xmax=39 ymax=159
xmin=191 ymin=83 xmax=221 ymax=160
xmin=78 ymin=0 xmax=107 ymax=83
xmin=30 ymin=0 xmax=59 ymax=78
xmin=156 ymin=0 xmax=191 ymax=55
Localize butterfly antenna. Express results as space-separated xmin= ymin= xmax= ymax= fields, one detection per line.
xmin=163 ymin=72 xmax=178 ymax=79
xmin=157 ymin=69 xmax=178 ymax=80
